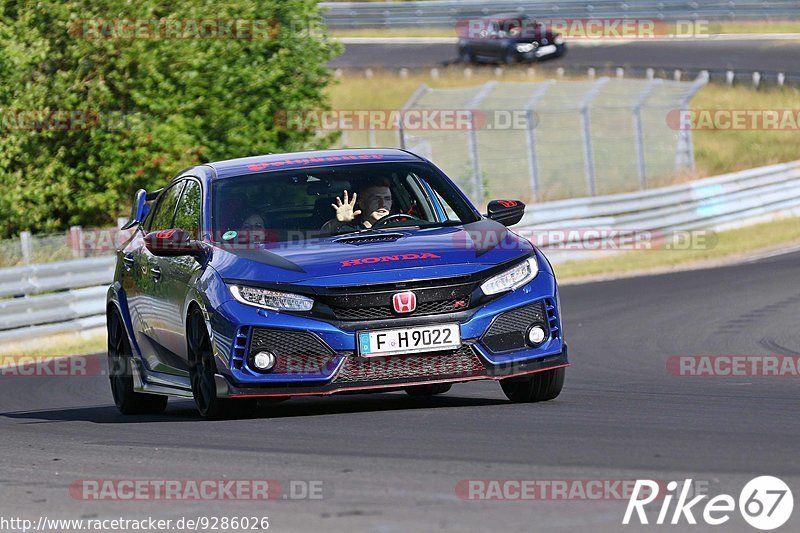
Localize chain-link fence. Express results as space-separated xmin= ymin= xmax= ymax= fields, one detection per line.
xmin=338 ymin=75 xmax=706 ymax=204
xmin=0 ymin=222 xmax=130 ymax=267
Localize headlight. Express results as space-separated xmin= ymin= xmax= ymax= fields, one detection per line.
xmin=230 ymin=285 xmax=314 ymax=312
xmin=516 ymin=43 xmax=536 ymax=53
xmin=480 ymin=257 xmax=539 ymax=295
xmin=554 ymin=35 xmax=564 ymax=45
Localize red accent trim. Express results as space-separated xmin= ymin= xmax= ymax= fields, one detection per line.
xmin=227 ymin=363 xmax=569 ymax=398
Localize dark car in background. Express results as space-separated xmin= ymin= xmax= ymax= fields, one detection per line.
xmin=457 ymin=13 xmax=566 ymax=64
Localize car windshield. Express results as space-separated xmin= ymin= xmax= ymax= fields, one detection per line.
xmin=210 ymin=161 xmax=479 ymax=244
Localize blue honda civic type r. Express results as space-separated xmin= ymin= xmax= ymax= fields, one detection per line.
xmin=107 ymin=148 xmax=567 ymax=417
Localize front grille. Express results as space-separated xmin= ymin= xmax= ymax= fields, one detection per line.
xmin=331 ymin=296 xmax=471 ymax=321
xmin=250 ymin=328 xmax=334 ymax=357
xmin=482 ymin=301 xmax=548 ymax=353
xmin=333 ymin=345 xmax=485 ymax=384
xmin=271 ymin=353 xmax=336 ymax=374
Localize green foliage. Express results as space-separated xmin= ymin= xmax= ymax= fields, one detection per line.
xmin=0 ymin=0 xmax=341 ymax=237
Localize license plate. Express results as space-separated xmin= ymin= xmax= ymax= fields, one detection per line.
xmin=535 ymin=44 xmax=557 ymax=57
xmin=358 ymin=324 xmax=461 ymax=357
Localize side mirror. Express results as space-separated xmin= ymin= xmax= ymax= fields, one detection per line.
xmin=121 ymin=189 xmax=148 ymax=230
xmin=486 ymin=200 xmax=526 ymax=227
xmin=144 ymin=229 xmax=204 ymax=258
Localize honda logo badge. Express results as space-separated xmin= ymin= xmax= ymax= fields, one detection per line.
xmin=392 ymin=291 xmax=417 ymax=313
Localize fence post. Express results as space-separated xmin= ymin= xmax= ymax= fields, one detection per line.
xmin=523 ymin=80 xmax=556 ymax=201
xmin=20 ymin=231 xmax=32 ymax=265
xmin=579 ymin=78 xmax=610 ymax=196
xmin=675 ymin=72 xmax=709 ymax=171
xmin=524 ymin=110 xmax=539 ymax=200
xmin=398 ymin=83 xmax=430 ymax=151
xmin=467 ymin=111 xmax=483 ymax=203
xmin=463 ymin=81 xmax=498 ymax=203
xmin=70 ymin=226 xmax=83 ymax=259
xmin=632 ymin=79 xmax=662 ymax=189
xmin=397 ymin=119 xmax=406 ymax=149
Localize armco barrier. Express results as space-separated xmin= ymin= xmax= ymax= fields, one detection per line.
xmin=1 ymin=159 xmax=799 ymax=343
xmin=321 ymin=0 xmax=800 ymax=29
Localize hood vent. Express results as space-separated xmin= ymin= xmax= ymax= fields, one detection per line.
xmin=333 ymin=233 xmax=403 ymax=246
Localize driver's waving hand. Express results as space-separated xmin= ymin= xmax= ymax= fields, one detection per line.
xmin=321 ymin=178 xmax=393 ymax=234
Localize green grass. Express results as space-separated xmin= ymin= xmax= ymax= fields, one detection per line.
xmin=0 ymin=329 xmax=106 ymax=358
xmin=554 ymin=216 xmax=800 ymax=280
xmin=690 ymin=84 xmax=800 ymax=178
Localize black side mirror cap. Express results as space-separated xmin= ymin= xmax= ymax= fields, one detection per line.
xmin=486 ymin=200 xmax=526 ymax=227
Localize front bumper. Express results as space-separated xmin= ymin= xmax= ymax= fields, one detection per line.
xmin=210 ymin=272 xmax=567 ymax=398
xmin=217 ymin=345 xmax=568 ymax=398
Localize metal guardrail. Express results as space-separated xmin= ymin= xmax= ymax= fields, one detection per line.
xmin=321 ymin=0 xmax=800 ymax=29
xmin=518 ymin=159 xmax=800 ymax=262
xmin=0 ymin=257 xmax=114 ymax=343
xmin=0 ymin=256 xmax=115 ymax=299
xmin=1 ymin=159 xmax=799 ymax=343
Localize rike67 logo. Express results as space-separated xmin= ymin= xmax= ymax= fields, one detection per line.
xmin=624 ymin=476 xmax=793 ymax=530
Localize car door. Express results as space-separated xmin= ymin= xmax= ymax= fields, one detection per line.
xmin=475 ymin=21 xmax=500 ymax=59
xmin=135 ymin=180 xmax=185 ymax=374
xmin=154 ymin=177 xmax=205 ymax=368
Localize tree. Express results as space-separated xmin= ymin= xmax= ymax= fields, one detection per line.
xmin=0 ymin=0 xmax=340 ymax=236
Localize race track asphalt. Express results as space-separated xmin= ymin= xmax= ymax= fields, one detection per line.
xmin=2 ymin=249 xmax=798 ymax=531
xmin=329 ymin=38 xmax=800 ymax=75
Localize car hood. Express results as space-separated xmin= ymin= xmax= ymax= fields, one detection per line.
xmin=210 ymin=219 xmax=533 ymax=287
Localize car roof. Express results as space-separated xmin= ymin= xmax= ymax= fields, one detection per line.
xmin=203 ymin=148 xmax=424 ymax=179
xmin=480 ymin=13 xmax=531 ymax=21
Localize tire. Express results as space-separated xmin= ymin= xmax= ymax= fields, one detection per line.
xmin=459 ymin=48 xmax=475 ymax=64
xmin=107 ymin=309 xmax=168 ymax=415
xmin=187 ymin=308 xmax=256 ymax=419
xmin=503 ymin=48 xmax=517 ymax=65
xmin=405 ymin=383 xmax=452 ymax=397
xmin=500 ymin=367 xmax=565 ymax=403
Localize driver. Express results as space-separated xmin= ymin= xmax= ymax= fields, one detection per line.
xmin=321 ymin=177 xmax=393 ymax=234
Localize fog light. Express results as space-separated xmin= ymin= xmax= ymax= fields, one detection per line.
xmin=252 ymin=351 xmax=276 ymax=371
xmin=527 ymin=325 xmax=547 ymax=345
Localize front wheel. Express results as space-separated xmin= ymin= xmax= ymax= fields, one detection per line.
xmin=107 ymin=309 xmax=168 ymax=415
xmin=188 ymin=308 xmax=255 ymax=418
xmin=500 ymin=367 xmax=565 ymax=402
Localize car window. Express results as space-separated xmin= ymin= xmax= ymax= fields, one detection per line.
xmin=211 ymin=162 xmax=479 ymax=242
xmin=148 ymin=182 xmax=185 ymax=232
xmin=173 ymin=179 xmax=202 ymax=239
